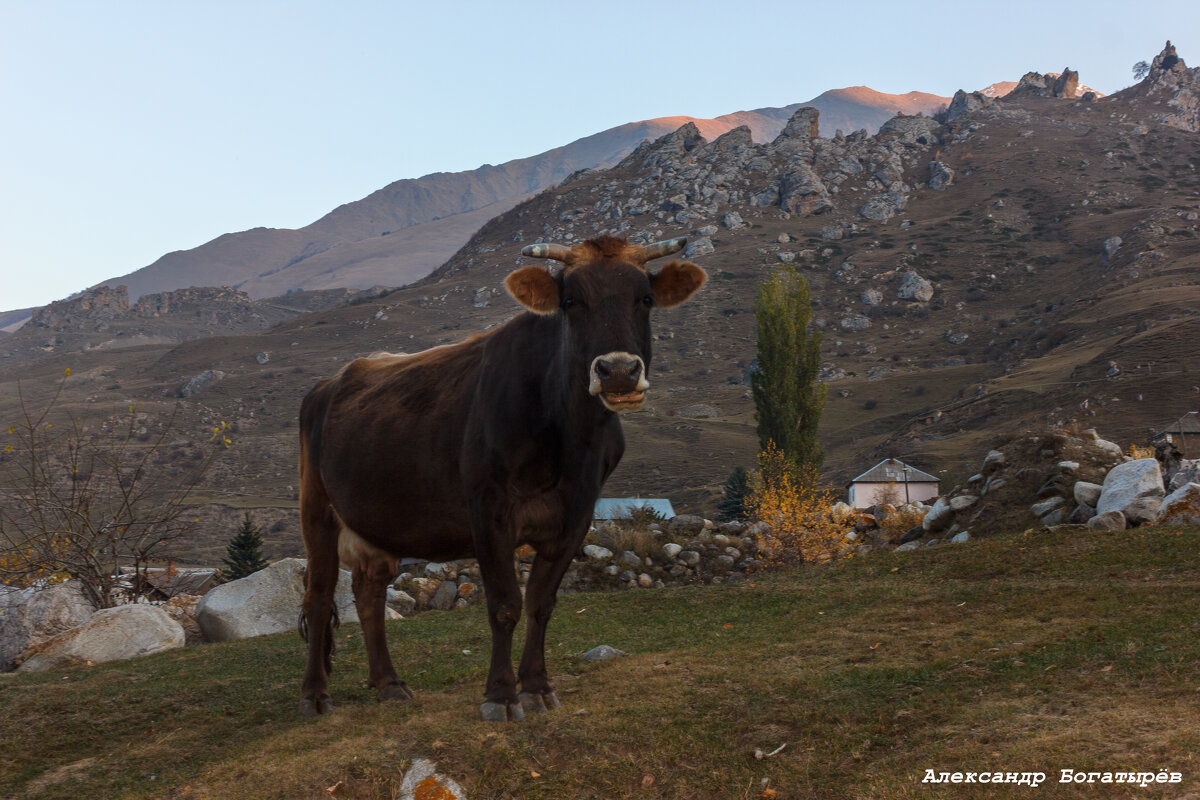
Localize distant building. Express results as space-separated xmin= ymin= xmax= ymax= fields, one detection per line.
xmin=847 ymin=459 xmax=939 ymax=509
xmin=117 ymin=566 xmax=219 ymax=600
xmin=593 ymin=498 xmax=676 ymax=521
xmin=1152 ymin=411 xmax=1200 ymax=457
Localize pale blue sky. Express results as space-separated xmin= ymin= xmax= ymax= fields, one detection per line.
xmin=1 ymin=0 xmax=1196 ymax=310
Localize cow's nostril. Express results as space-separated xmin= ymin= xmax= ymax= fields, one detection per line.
xmin=596 ymin=360 xmax=613 ymax=379
xmin=629 ymin=361 xmax=642 ymax=379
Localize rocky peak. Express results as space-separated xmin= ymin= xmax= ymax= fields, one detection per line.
xmin=1008 ymin=68 xmax=1083 ymax=98
xmin=778 ymin=107 xmax=820 ymax=140
xmin=945 ymin=89 xmax=999 ymax=121
xmin=1151 ymin=40 xmax=1187 ymax=75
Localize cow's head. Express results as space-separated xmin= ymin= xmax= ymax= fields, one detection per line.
xmin=506 ymin=235 xmax=706 ymax=412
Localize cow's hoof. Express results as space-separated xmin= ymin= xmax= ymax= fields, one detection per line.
xmin=378 ymin=680 xmax=416 ymax=702
xmin=519 ymin=690 xmax=561 ymax=713
xmin=479 ymin=700 xmax=525 ymax=722
xmin=299 ymin=693 xmax=334 ymax=716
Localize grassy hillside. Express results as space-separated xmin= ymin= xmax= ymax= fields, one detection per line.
xmin=3 ymin=524 xmax=1199 ymax=799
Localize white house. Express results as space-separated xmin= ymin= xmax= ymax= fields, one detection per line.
xmin=593 ymin=498 xmax=676 ymax=521
xmin=847 ymin=459 xmax=939 ymax=509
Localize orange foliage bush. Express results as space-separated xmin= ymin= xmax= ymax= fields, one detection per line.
xmin=746 ymin=442 xmax=854 ymax=566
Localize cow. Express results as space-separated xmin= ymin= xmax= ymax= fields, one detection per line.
xmin=297 ymin=234 xmax=706 ymax=721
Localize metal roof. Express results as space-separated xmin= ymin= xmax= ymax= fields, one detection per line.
xmin=1156 ymin=411 xmax=1200 ymax=436
xmin=849 ymin=458 xmax=939 ymax=485
xmin=593 ymin=498 xmax=676 ymax=520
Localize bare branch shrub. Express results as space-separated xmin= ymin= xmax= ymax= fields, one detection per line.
xmin=0 ymin=370 xmax=230 ymax=608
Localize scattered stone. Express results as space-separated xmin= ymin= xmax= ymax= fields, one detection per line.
xmin=949 ymin=531 xmax=970 ymax=544
xmin=1087 ymin=511 xmax=1126 ymax=531
xmin=897 ymin=271 xmax=934 ymax=302
xmin=179 ymin=369 xmax=225 ymax=398
xmin=581 ymin=644 xmax=627 ymax=662
xmin=1031 ymin=496 xmax=1067 ymax=519
xmin=399 ymin=758 xmax=468 ymax=800
xmin=256 ymin=352 xmax=270 ymax=364
xmin=895 ymin=541 xmax=920 ymax=552
xmin=387 ymin=588 xmax=417 ymax=616
xmin=721 ymin=211 xmax=746 ymax=230
xmin=663 ymin=543 xmax=683 ymax=559
xmin=583 ymin=544 xmax=613 ymax=561
xmin=684 ymin=238 xmax=714 ymax=258
xmin=1101 ymin=236 xmax=1123 ymax=264
xmin=429 ymin=580 xmax=459 ymax=611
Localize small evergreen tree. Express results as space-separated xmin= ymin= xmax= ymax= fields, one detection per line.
xmin=751 ymin=262 xmax=827 ymax=475
xmin=718 ymin=466 xmax=750 ymax=520
xmin=222 ymin=512 xmax=267 ymax=581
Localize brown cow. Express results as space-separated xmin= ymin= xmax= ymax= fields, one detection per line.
xmin=297 ymin=234 xmax=706 ymax=720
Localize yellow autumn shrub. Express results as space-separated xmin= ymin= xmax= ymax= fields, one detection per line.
xmin=746 ymin=442 xmax=854 ymax=566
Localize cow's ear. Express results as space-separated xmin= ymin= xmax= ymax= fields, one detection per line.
xmin=651 ymin=260 xmax=707 ymax=308
xmin=505 ymin=266 xmax=560 ymax=313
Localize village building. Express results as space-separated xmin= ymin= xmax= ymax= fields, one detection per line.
xmin=1152 ymin=411 xmax=1200 ymax=457
xmin=847 ymin=459 xmax=939 ymax=509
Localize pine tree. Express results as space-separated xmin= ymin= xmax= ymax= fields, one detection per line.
xmin=718 ymin=466 xmax=750 ymax=520
xmin=751 ymin=262 xmax=827 ymax=474
xmin=222 ymin=512 xmax=268 ymax=581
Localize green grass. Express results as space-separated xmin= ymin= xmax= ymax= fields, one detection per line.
xmin=3 ymin=525 xmax=1200 ymax=798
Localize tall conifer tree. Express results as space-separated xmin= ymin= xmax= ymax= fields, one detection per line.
xmin=222 ymin=512 xmax=268 ymax=581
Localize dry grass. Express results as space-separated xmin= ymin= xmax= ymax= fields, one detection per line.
xmin=3 ymin=524 xmax=1200 ymax=798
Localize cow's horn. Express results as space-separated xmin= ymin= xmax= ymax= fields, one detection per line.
xmin=642 ymin=237 xmax=688 ymax=261
xmin=522 ymin=243 xmax=573 ymax=262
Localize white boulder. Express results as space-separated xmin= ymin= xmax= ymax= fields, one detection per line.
xmin=1096 ymin=459 xmax=1164 ymax=516
xmin=0 ymin=580 xmax=95 ymax=672
xmin=196 ymin=558 xmax=359 ymax=642
xmin=16 ymin=605 xmax=184 ymax=672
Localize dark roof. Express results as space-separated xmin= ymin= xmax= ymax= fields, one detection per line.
xmin=594 ymin=498 xmax=676 ymax=520
xmin=1156 ymin=411 xmax=1200 ymax=436
xmin=850 ymin=458 xmax=939 ymax=485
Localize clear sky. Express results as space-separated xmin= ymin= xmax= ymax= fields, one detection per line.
xmin=1 ymin=0 xmax=1196 ymax=311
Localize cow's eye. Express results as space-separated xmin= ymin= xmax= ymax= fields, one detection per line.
xmin=641 ymin=295 xmax=654 ymax=307
xmin=561 ymin=297 xmax=578 ymax=310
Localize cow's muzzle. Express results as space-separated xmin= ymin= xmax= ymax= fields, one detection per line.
xmin=589 ymin=352 xmax=649 ymax=412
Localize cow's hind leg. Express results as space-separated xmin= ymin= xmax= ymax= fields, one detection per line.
xmin=299 ymin=482 xmax=340 ymax=715
xmin=517 ymin=540 xmax=580 ymax=714
xmin=351 ymin=557 xmax=415 ymax=703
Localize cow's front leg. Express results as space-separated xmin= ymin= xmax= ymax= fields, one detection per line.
xmin=517 ymin=537 xmax=582 ymax=713
xmin=351 ymin=558 xmax=415 ymax=703
xmin=472 ymin=512 xmax=524 ymax=721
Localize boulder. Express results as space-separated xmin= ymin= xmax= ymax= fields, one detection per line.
xmin=1096 ymin=459 xmax=1164 ymax=516
xmin=1073 ymin=481 xmax=1103 ymax=507
xmin=1101 ymin=236 xmax=1122 ymax=264
xmin=1123 ymin=496 xmax=1163 ymax=526
xmin=400 ymin=758 xmax=468 ymax=800
xmin=669 ymin=515 xmax=707 ymax=536
xmin=721 ymin=211 xmax=746 ymax=230
xmin=1156 ymin=483 xmax=1200 ymax=526
xmin=179 ymin=369 xmax=225 ymax=398
xmin=1168 ymin=460 xmax=1200 ymax=493
xmin=0 ymin=580 xmax=95 ymax=672
xmin=582 ymin=544 xmax=613 ymax=561
xmin=386 ymin=588 xmax=417 ymax=616
xmin=982 ymin=450 xmax=1007 ymax=474
xmin=684 ymin=237 xmax=714 ymax=258
xmin=16 ymin=605 xmax=184 ymax=672
xmin=897 ymin=271 xmax=934 ymax=302
xmin=922 ymin=497 xmax=955 ymax=532
xmin=945 ymin=89 xmax=997 ymax=121
xmin=1087 ymin=511 xmax=1126 ymax=531
xmin=428 ymin=581 xmax=459 ymax=611
xmin=196 ymin=558 xmax=359 ymax=642
xmin=1031 ymin=496 xmax=1067 ymax=519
